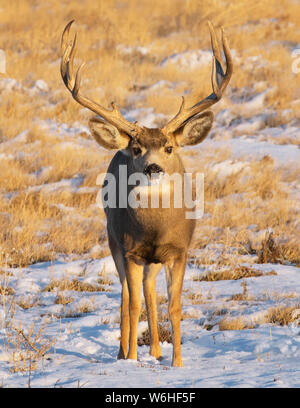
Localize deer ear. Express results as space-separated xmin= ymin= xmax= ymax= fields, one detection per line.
xmin=174 ymin=111 xmax=214 ymax=147
xmin=88 ymin=117 xmax=131 ymax=150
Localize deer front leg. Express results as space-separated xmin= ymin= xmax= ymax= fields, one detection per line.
xmin=165 ymin=254 xmax=186 ymax=367
xmin=126 ymin=259 xmax=143 ymax=360
xmin=118 ymin=279 xmax=129 ymax=359
xmin=143 ymin=263 xmax=162 ymax=360
xmin=108 ymin=238 xmax=130 ymax=360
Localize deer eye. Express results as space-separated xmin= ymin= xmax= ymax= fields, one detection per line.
xmin=165 ymin=146 xmax=173 ymax=154
xmin=133 ymin=146 xmax=142 ymax=156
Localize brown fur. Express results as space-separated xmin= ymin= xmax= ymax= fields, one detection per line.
xmin=99 ymin=125 xmax=203 ymax=366
xmin=60 ymin=20 xmax=231 ymax=366
xmin=132 ymin=127 xmax=168 ymax=149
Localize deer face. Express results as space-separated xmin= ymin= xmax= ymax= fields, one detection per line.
xmin=128 ymin=129 xmax=171 ymax=180
xmin=88 ymin=111 xmax=214 ymax=181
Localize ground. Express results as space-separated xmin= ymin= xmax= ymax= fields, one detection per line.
xmin=0 ymin=0 xmax=300 ymax=388
xmin=1 ymin=257 xmax=300 ymax=387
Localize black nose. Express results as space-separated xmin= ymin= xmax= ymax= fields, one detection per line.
xmin=144 ymin=163 xmax=163 ymax=176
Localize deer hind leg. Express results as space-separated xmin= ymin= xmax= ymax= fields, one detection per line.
xmin=143 ymin=263 xmax=162 ymax=360
xmin=125 ymin=259 xmax=143 ymax=360
xmin=165 ymin=254 xmax=187 ymax=367
xmin=108 ymin=237 xmax=129 ymax=360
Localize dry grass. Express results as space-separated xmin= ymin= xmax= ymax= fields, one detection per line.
xmin=0 ymin=285 xmax=15 ymax=296
xmin=42 ymin=277 xmax=108 ymax=293
xmin=3 ymin=321 xmax=55 ymax=373
xmin=54 ymin=293 xmax=74 ymax=305
xmin=57 ymin=300 xmax=96 ymax=318
xmin=260 ymin=290 xmax=298 ymax=302
xmin=194 ymin=265 xmax=276 ymax=282
xmin=218 ymin=316 xmax=255 ymax=331
xmin=138 ymin=323 xmax=173 ymax=346
xmin=139 ymin=305 xmax=148 ymax=322
xmin=0 ymin=188 xmax=108 ymax=267
xmin=189 ymin=151 xmax=300 ymax=268
xmin=97 ymin=264 xmax=114 ymax=285
xmin=17 ymin=295 xmax=40 ymax=310
xmin=185 ymin=290 xmax=207 ymax=304
xmin=0 ymin=0 xmax=299 ymax=268
xmin=218 ymin=304 xmax=300 ymax=331
xmin=229 ymin=281 xmax=254 ymax=301
xmin=0 ymin=4 xmax=299 ymax=374
xmin=263 ymin=305 xmax=300 ymax=326
xmin=257 ymin=231 xmax=300 ymax=266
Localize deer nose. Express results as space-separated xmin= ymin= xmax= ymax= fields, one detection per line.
xmin=143 ymin=163 xmax=163 ymax=176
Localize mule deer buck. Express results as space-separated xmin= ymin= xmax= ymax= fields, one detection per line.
xmin=60 ymin=20 xmax=232 ymax=366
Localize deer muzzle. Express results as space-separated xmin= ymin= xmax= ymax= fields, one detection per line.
xmin=143 ymin=163 xmax=164 ymax=176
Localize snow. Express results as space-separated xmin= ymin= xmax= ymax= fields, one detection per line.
xmin=240 ymin=91 xmax=269 ymax=112
xmin=117 ymin=44 xmax=150 ymax=56
xmin=0 ymin=257 xmax=300 ymax=388
xmin=1 ymin=38 xmax=300 ymax=388
xmin=0 ymin=78 xmax=22 ymax=93
xmin=2 ymin=129 xmax=29 ymax=145
xmin=160 ymin=49 xmax=265 ymax=73
xmin=124 ymin=107 xmax=167 ymax=128
xmin=161 ymin=50 xmax=212 ymax=69
xmin=32 ymin=79 xmax=49 ymax=93
xmin=227 ymin=138 xmax=300 ymax=166
xmin=210 ymin=160 xmax=250 ymax=180
xmin=1 ymin=106 xmax=299 ymax=388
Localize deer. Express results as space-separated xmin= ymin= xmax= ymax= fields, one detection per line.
xmin=60 ymin=20 xmax=232 ymax=367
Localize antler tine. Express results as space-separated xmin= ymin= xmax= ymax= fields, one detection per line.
xmin=60 ymin=20 xmax=77 ymax=92
xmin=67 ymin=32 xmax=77 ymax=85
xmin=220 ymin=27 xmax=233 ymax=92
xmin=61 ymin=20 xmax=74 ymax=55
xmin=61 ymin=43 xmax=72 ymax=90
xmin=60 ymin=21 xmax=141 ymax=137
xmin=208 ymin=21 xmax=223 ymax=75
xmin=162 ymin=21 xmax=233 ymax=135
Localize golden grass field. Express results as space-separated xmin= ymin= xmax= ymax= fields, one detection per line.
xmin=0 ymin=1 xmax=300 ymax=381
xmin=1 ymin=0 xmax=299 ymax=269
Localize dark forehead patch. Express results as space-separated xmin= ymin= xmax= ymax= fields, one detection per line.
xmin=135 ymin=128 xmax=167 ymax=149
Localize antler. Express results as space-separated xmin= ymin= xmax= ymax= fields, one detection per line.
xmin=60 ymin=20 xmax=141 ymax=137
xmin=162 ymin=21 xmax=233 ymax=135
